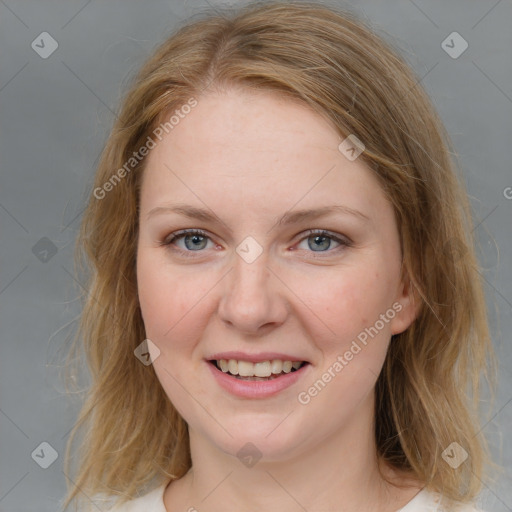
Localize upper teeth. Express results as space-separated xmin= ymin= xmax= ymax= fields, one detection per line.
xmin=217 ymin=359 xmax=303 ymax=377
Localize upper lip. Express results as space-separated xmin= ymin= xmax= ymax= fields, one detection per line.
xmin=207 ymin=351 xmax=309 ymax=363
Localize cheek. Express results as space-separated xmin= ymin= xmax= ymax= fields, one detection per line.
xmin=136 ymin=253 xmax=219 ymax=422
xmin=309 ymin=265 xmax=396 ymax=351
xmin=136 ymin=252 xmax=209 ymax=346
xmin=298 ymin=269 xmax=396 ymax=425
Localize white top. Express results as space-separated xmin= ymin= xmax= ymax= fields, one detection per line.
xmin=94 ymin=482 xmax=485 ymax=512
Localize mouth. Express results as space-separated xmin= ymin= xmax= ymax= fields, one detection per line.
xmin=208 ymin=359 xmax=310 ymax=381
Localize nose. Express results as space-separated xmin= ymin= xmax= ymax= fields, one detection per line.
xmin=217 ymin=250 xmax=288 ymax=335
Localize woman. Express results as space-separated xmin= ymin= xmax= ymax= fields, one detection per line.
xmin=62 ymin=2 xmax=496 ymax=510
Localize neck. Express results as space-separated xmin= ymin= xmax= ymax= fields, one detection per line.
xmin=164 ymin=393 xmax=421 ymax=512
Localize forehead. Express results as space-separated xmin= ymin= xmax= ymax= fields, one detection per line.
xmin=140 ymin=89 xmax=388 ymax=223
xmin=149 ymin=89 xmax=341 ymax=166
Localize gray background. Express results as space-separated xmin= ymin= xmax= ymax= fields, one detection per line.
xmin=0 ymin=0 xmax=511 ymax=511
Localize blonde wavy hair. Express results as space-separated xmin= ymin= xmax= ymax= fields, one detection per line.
xmin=61 ymin=1 xmax=497 ymax=509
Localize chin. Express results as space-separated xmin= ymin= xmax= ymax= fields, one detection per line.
xmin=201 ymin=419 xmax=310 ymax=464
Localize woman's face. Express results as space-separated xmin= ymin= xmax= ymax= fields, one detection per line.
xmin=136 ymin=89 xmax=417 ymax=461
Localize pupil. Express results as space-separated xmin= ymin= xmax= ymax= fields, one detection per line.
xmin=185 ymin=234 xmax=206 ymax=251
xmin=310 ymin=235 xmax=329 ymax=251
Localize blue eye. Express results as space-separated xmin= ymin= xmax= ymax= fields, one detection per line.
xmin=297 ymin=229 xmax=349 ymax=253
xmin=160 ymin=229 xmax=351 ymax=258
xmin=162 ymin=229 xmax=213 ymax=254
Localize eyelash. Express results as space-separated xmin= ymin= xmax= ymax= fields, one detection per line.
xmin=159 ymin=229 xmax=352 ymax=258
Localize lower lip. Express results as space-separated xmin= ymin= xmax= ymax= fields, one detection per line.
xmin=206 ymin=361 xmax=310 ymax=399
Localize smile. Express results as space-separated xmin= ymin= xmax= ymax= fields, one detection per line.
xmin=213 ymin=359 xmax=305 ymax=379
xmin=207 ymin=359 xmax=311 ymax=398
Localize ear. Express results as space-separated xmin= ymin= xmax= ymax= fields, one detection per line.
xmin=390 ymin=267 xmax=421 ymax=335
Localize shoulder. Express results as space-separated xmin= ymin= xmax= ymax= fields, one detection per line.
xmin=400 ymin=487 xmax=486 ymax=512
xmin=440 ymin=501 xmax=486 ymax=512
xmin=85 ymin=483 xmax=167 ymax=512
xmin=431 ymin=490 xmax=487 ymax=512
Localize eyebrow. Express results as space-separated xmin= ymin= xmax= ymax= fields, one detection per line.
xmin=146 ymin=203 xmax=370 ymax=229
